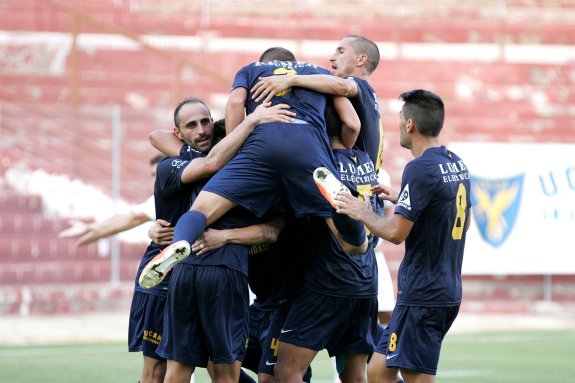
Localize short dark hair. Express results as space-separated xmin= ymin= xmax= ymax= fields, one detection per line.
xmin=150 ymin=154 xmax=166 ymax=165
xmin=259 ymin=47 xmax=296 ymax=62
xmin=399 ymin=89 xmax=445 ymax=137
xmin=173 ymin=98 xmax=210 ymax=128
xmin=346 ymin=35 xmax=380 ymax=75
xmin=213 ymin=118 xmax=226 ymax=140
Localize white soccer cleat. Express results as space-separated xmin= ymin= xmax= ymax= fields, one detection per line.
xmin=139 ymin=240 xmax=191 ymax=289
xmin=313 ymin=167 xmax=350 ymax=208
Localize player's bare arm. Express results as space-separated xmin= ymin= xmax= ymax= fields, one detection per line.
xmin=191 ymin=212 xmax=287 ymax=255
xmin=225 ymin=87 xmax=248 ymax=134
xmin=334 ymin=192 xmax=414 ymax=245
xmin=149 ymin=129 xmax=184 ymax=157
xmin=333 ymin=96 xmax=360 ymax=148
xmin=252 ymin=74 xmax=358 ymax=103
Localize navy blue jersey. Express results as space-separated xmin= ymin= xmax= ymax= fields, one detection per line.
xmin=181 ymin=206 xmax=260 ymax=276
xmin=247 ymin=241 xmax=277 ymax=306
xmin=394 ymin=146 xmax=471 ymax=306
xmin=233 ymin=60 xmax=331 ymax=130
xmin=261 ymin=216 xmax=317 ymax=306
xmin=348 ymin=77 xmax=384 ymax=170
xmin=304 ymin=148 xmax=380 ymax=297
xmin=134 ymin=151 xmax=205 ymax=297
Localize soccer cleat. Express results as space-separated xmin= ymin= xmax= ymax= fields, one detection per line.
xmin=313 ymin=167 xmax=350 ymax=208
xmin=139 ymin=240 xmax=191 ymax=289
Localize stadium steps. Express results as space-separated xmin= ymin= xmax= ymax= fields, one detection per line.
xmin=3 ymin=0 xmax=575 ymax=45
xmin=0 ymin=282 xmax=134 ymax=315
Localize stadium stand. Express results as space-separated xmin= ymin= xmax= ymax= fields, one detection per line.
xmin=1 ymin=0 xmax=574 ymax=314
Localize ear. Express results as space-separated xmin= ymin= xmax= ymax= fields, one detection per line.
xmin=406 ymin=119 xmax=416 ymax=133
xmin=173 ymin=127 xmax=184 ymax=140
xmin=356 ymin=53 xmax=368 ymax=67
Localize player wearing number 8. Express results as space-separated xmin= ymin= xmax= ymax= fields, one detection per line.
xmin=331 ymin=89 xmax=472 ymax=383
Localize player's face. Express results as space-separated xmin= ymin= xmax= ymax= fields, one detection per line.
xmin=329 ymin=37 xmax=358 ymax=78
xmin=399 ymin=109 xmax=411 ymax=149
xmin=177 ymin=102 xmax=215 ymax=153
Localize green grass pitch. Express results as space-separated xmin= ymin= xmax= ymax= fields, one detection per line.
xmin=1 ymin=329 xmax=573 ymax=383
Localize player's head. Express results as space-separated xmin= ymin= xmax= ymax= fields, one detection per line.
xmin=173 ymin=98 xmax=215 ymax=154
xmin=149 ymin=154 xmax=166 ymax=177
xmin=398 ymin=89 xmax=445 ymax=148
xmin=259 ymin=47 xmax=296 ymax=62
xmin=330 ymin=35 xmax=380 ymax=77
xmin=213 ymin=118 xmax=226 ymax=143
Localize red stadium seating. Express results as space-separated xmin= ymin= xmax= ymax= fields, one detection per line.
xmin=1 ymin=0 xmax=574 ymax=314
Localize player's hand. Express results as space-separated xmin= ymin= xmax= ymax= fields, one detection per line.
xmin=371 ymin=184 xmax=399 ymax=205
xmin=192 ymin=229 xmax=228 ymax=256
xmin=249 ymin=102 xmax=296 ymax=125
xmin=333 ymin=192 xmax=372 ymax=222
xmin=251 ymin=75 xmax=294 ymax=103
xmin=149 ymin=219 xmax=174 ymax=246
xmin=58 ymin=220 xmax=89 ymax=238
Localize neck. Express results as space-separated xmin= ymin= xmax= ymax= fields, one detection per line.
xmin=343 ymin=68 xmax=368 ymax=81
xmin=411 ymin=137 xmax=440 ymax=158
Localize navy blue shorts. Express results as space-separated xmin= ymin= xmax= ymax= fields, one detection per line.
xmin=375 ymin=305 xmax=460 ymax=375
xmin=242 ymin=305 xmax=272 ymax=374
xmin=280 ymin=288 xmax=379 ymax=357
xmin=128 ymin=291 xmax=167 ymax=360
xmin=203 ymin=122 xmax=338 ymax=218
xmin=257 ymin=302 xmax=312 ymax=382
xmin=157 ymin=264 xmax=250 ymax=366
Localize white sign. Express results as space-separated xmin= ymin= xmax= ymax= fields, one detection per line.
xmin=449 ymin=142 xmax=575 ymax=275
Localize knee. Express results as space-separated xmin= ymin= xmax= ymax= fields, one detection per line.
xmin=274 ymin=361 xmax=303 ymax=383
xmin=258 ymin=373 xmax=274 ymax=383
xmin=151 ymin=362 xmax=167 ymax=383
xmin=367 ymin=362 xmax=398 ymax=383
xmin=141 ymin=359 xmax=166 ymax=383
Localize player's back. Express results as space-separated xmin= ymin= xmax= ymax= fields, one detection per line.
xmin=233 ymin=60 xmax=331 ymax=130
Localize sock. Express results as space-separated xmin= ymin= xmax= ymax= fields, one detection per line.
xmin=238 ymin=369 xmax=256 ymax=383
xmin=173 ymin=210 xmax=207 ymax=244
xmin=332 ymin=211 xmax=366 ymax=246
xmin=335 ymin=354 xmax=345 ymax=375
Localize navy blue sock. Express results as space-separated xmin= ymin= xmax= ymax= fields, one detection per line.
xmin=332 ymin=210 xmax=366 ymax=246
xmin=173 ymin=210 xmax=207 ymax=244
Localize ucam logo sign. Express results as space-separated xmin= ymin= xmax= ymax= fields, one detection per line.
xmin=449 ymin=142 xmax=575 ymax=275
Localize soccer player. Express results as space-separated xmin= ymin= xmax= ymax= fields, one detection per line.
xmin=251 ymin=35 xmax=384 ymax=170
xmin=330 ymin=90 xmax=472 ymax=383
xmin=190 ymin=209 xmax=315 ymax=383
xmin=273 ymin=99 xmax=381 ymax=383
xmin=140 ymin=47 xmax=368 ymax=289
xmin=131 ymin=97 xmax=294 ymax=383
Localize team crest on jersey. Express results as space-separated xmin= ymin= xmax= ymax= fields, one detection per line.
xmin=397 ymin=184 xmax=411 ymax=211
xmin=471 ymin=174 xmax=524 ymax=247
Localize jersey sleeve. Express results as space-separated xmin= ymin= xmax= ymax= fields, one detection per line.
xmin=231 ymin=64 xmax=251 ymax=91
xmin=156 ymin=157 xmax=190 ymax=195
